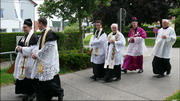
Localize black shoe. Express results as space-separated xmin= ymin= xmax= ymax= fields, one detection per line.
xmin=156 ymin=74 xmax=164 ymax=78
xmin=90 ymin=75 xmax=97 ymax=81
xmin=122 ymin=69 xmax=127 ymax=73
xmin=166 ymin=70 xmax=171 ymax=75
xmin=27 ymin=93 xmax=36 ymax=101
xmin=104 ymin=78 xmax=112 ymax=82
xmin=99 ymin=77 xmax=105 ymax=80
xmin=22 ymin=94 xmax=30 ymax=101
xmin=137 ymin=69 xmax=143 ymax=73
xmin=114 ymin=78 xmax=121 ymax=81
xmin=58 ymin=95 xmax=63 ymax=101
xmin=90 ymin=75 xmax=95 ymax=79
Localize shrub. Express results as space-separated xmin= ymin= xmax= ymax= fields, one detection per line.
xmin=65 ymin=32 xmax=83 ymax=50
xmin=175 ymin=21 xmax=180 ymax=35
xmin=0 ymin=31 xmax=83 ymax=60
xmin=59 ymin=50 xmax=91 ymax=71
xmin=0 ymin=31 xmax=83 ymax=52
xmin=0 ymin=33 xmax=23 ymax=52
xmin=64 ymin=23 xmax=79 ymax=33
xmin=86 ymin=26 xmax=94 ymax=33
xmin=173 ymin=37 xmax=180 ymax=47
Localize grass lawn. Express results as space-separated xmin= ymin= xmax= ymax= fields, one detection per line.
xmin=0 ymin=68 xmax=15 ymax=86
xmin=83 ymin=34 xmax=155 ymax=46
xmin=165 ymin=90 xmax=180 ymax=101
xmin=0 ymin=67 xmax=75 ymax=87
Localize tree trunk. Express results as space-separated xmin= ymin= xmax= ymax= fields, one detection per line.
xmin=62 ymin=19 xmax=65 ymax=31
xmin=86 ymin=17 xmax=89 ymax=26
xmin=79 ymin=18 xmax=82 ymax=34
xmin=78 ymin=17 xmax=83 ymax=52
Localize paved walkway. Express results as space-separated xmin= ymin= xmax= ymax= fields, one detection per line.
xmin=1 ymin=48 xmax=180 ymax=100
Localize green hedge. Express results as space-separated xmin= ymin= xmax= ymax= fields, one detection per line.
xmin=65 ymin=32 xmax=83 ymax=50
xmin=0 ymin=33 xmax=23 ymax=52
xmin=59 ymin=50 xmax=91 ymax=71
xmin=175 ymin=21 xmax=180 ymax=35
xmin=0 ymin=31 xmax=82 ymax=52
xmin=173 ymin=37 xmax=180 ymax=47
xmin=0 ymin=31 xmax=82 ymax=61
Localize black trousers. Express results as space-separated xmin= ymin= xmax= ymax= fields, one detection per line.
xmin=93 ymin=63 xmax=105 ymax=78
xmin=152 ymin=56 xmax=171 ymax=75
xmin=105 ymin=65 xmax=121 ymax=79
xmin=35 ymin=75 xmax=64 ymax=101
xmin=15 ymin=78 xmax=35 ymax=95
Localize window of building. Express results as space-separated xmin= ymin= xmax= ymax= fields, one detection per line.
xmin=0 ymin=29 xmax=7 ymax=32
xmin=14 ymin=9 xmax=23 ymax=19
xmin=14 ymin=9 xmax=18 ymax=18
xmin=21 ymin=9 xmax=23 ymax=18
xmin=0 ymin=9 xmax=4 ymax=18
xmin=12 ymin=28 xmax=20 ymax=32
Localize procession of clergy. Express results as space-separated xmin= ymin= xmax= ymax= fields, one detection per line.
xmin=13 ymin=16 xmax=176 ymax=101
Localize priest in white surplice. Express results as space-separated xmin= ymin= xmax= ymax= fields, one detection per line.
xmin=104 ymin=23 xmax=126 ymax=82
xmin=14 ymin=19 xmax=38 ymax=101
xmin=89 ymin=20 xmax=107 ymax=81
xmin=22 ymin=17 xmax=64 ymax=101
xmin=152 ymin=19 xmax=176 ymax=78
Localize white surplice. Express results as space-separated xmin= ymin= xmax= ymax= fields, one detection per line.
xmin=13 ymin=30 xmax=35 ymax=80
xmin=126 ymin=36 xmax=147 ymax=56
xmin=152 ymin=27 xmax=176 ymax=59
xmin=29 ymin=39 xmax=60 ymax=81
xmin=89 ymin=29 xmax=107 ymax=64
xmin=104 ymin=31 xmax=126 ymax=69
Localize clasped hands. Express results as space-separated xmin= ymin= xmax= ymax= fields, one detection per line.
xmin=109 ymin=39 xmax=115 ymax=43
xmin=161 ymin=35 xmax=166 ymax=39
xmin=16 ymin=45 xmax=37 ymax=59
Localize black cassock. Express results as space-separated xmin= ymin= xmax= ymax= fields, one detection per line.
xmin=152 ymin=56 xmax=171 ymax=75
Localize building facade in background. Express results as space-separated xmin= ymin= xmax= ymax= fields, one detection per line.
xmin=0 ymin=0 xmax=37 ymax=32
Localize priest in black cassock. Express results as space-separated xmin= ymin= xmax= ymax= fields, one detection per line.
xmin=152 ymin=19 xmax=176 ymax=78
xmin=89 ymin=20 xmax=107 ymax=81
xmin=14 ymin=19 xmax=38 ymax=101
xmin=29 ymin=17 xmax=64 ymax=101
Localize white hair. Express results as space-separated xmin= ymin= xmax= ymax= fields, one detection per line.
xmin=162 ymin=19 xmax=169 ymax=23
xmin=111 ymin=23 xmax=118 ymax=28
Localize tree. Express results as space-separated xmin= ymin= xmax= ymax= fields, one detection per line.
xmin=93 ymin=0 xmax=179 ymax=27
xmin=38 ymin=0 xmax=111 ymax=49
xmin=169 ymin=6 xmax=180 ymax=35
xmin=38 ymin=0 xmax=111 ymax=33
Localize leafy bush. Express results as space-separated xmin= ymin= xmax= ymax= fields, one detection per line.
xmin=0 ymin=31 xmax=82 ymax=60
xmin=0 ymin=31 xmax=83 ymax=52
xmin=175 ymin=21 xmax=180 ymax=35
xmin=103 ymin=25 xmax=111 ymax=35
xmin=64 ymin=23 xmax=79 ymax=33
xmin=173 ymin=37 xmax=180 ymax=47
xmin=86 ymin=26 xmax=94 ymax=33
xmin=0 ymin=33 xmax=23 ymax=52
xmin=65 ymin=32 xmax=83 ymax=50
xmin=59 ymin=50 xmax=91 ymax=71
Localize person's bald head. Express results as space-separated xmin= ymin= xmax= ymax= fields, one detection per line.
xmin=111 ymin=23 xmax=118 ymax=33
xmin=162 ymin=19 xmax=169 ymax=28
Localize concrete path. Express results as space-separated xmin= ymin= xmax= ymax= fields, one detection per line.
xmin=1 ymin=48 xmax=180 ymax=100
